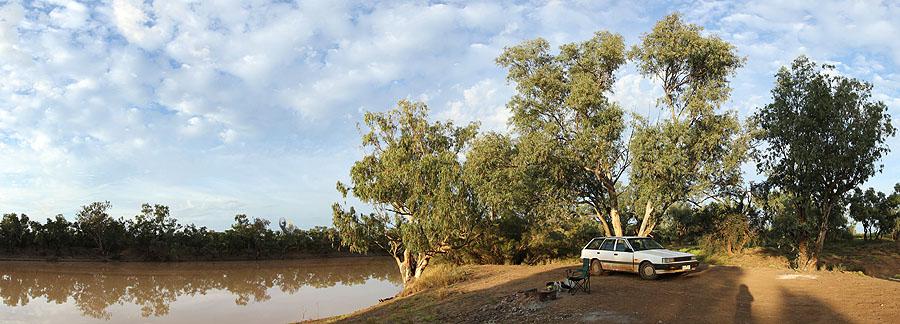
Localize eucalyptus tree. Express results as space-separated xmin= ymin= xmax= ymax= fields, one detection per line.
xmin=462 ymin=132 xmax=581 ymax=263
xmin=848 ymin=188 xmax=883 ymax=241
xmin=75 ymin=202 xmax=113 ymax=255
xmin=34 ymin=215 xmax=73 ymax=255
xmin=628 ymin=13 xmax=747 ymax=237
xmin=332 ymin=100 xmax=481 ymax=284
xmin=496 ymin=31 xmax=629 ymax=236
xmin=754 ymin=56 xmax=895 ymax=269
xmin=849 ymin=186 xmax=900 ymax=241
xmin=75 ymin=201 xmax=127 ymax=257
xmin=128 ymin=204 xmax=181 ymax=260
xmin=0 ymin=213 xmax=33 ymax=252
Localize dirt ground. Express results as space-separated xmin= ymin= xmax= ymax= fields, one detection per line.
xmin=324 ymin=262 xmax=900 ymax=323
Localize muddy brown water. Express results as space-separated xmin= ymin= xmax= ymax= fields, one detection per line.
xmin=0 ymin=257 xmax=401 ymax=323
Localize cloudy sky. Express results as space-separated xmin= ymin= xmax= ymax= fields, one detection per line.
xmin=1 ymin=0 xmax=898 ymax=229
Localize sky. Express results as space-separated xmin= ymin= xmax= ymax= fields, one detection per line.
xmin=1 ymin=0 xmax=899 ymax=230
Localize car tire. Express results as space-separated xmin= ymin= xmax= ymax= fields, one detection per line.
xmin=590 ymin=259 xmax=604 ymax=276
xmin=639 ymin=262 xmax=658 ymax=280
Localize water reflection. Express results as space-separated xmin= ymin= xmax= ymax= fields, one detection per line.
xmin=0 ymin=257 xmax=400 ymax=322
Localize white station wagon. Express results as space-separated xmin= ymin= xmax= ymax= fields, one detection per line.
xmin=581 ymin=236 xmax=698 ymax=280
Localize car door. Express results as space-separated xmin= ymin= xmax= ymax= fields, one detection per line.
xmin=597 ymin=238 xmax=616 ymax=269
xmin=611 ymin=239 xmax=635 ymax=272
xmin=581 ymin=238 xmax=603 ymax=260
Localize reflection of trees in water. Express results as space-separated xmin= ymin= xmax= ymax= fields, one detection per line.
xmin=0 ymin=258 xmax=399 ymax=319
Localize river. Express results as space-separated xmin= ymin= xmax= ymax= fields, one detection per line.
xmin=0 ymin=257 xmax=401 ymax=323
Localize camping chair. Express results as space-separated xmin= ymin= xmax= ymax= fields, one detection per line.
xmin=566 ymin=258 xmax=591 ymax=294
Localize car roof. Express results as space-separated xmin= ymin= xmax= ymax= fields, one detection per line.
xmin=592 ymin=236 xmax=646 ymax=240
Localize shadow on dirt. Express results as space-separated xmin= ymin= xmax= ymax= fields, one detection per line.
xmin=775 ymin=287 xmax=851 ymax=323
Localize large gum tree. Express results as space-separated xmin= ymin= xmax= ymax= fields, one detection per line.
xmin=754 ymin=56 xmax=895 ymax=269
xmin=332 ymin=100 xmax=481 ymax=284
xmin=628 ymin=13 xmax=748 ymax=237
xmin=496 ymin=31 xmax=629 ymax=237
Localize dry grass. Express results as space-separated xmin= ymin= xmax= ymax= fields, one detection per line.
xmin=401 ymin=263 xmax=473 ymax=296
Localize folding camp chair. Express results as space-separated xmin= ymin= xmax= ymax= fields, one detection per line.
xmin=566 ymin=258 xmax=591 ymax=294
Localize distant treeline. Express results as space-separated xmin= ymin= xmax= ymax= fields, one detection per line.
xmin=0 ymin=202 xmax=348 ymax=261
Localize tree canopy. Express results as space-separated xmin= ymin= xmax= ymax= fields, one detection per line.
xmin=496 ymin=31 xmax=629 ymax=237
xmin=628 ymin=13 xmax=748 ymax=237
xmin=754 ymin=56 xmax=895 ymax=269
xmin=332 ymin=100 xmax=482 ymax=283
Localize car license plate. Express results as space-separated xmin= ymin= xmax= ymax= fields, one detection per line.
xmin=682 ymin=265 xmax=690 ymax=270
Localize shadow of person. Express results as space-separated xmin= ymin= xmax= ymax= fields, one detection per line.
xmin=735 ymin=284 xmax=754 ymax=324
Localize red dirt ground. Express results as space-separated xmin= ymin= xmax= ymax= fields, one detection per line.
xmin=324 ymin=262 xmax=900 ymax=323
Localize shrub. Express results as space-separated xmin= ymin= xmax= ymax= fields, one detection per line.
xmin=700 ymin=212 xmax=755 ymax=255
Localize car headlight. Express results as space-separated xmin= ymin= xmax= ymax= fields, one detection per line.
xmin=662 ymin=257 xmax=674 ymax=263
xmin=690 ymin=256 xmax=697 ymax=261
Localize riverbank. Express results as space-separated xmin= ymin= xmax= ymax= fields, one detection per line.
xmin=317 ymin=261 xmax=900 ymax=323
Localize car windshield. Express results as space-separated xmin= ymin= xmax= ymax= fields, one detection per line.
xmin=627 ymin=238 xmax=664 ymax=251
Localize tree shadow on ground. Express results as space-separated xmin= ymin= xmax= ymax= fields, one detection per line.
xmin=776 ymin=287 xmax=852 ymax=324
xmin=339 ymin=262 xmax=867 ymax=323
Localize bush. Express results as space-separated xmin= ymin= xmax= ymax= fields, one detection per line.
xmin=699 ymin=211 xmax=755 ymax=256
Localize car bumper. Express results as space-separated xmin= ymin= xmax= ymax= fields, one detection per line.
xmin=653 ymin=261 xmax=699 ymax=273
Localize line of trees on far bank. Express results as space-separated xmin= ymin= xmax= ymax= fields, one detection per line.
xmin=0 ymin=202 xmax=345 ymax=261
xmin=848 ymin=185 xmax=900 ymax=241
xmin=332 ymin=13 xmax=896 ymax=284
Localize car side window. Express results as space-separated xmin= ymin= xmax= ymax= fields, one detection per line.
xmin=614 ymin=239 xmax=629 ymax=252
xmin=599 ymin=239 xmax=615 ymax=251
xmin=585 ymin=239 xmax=602 ymax=250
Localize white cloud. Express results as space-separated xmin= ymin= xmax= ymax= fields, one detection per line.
xmin=111 ymin=0 xmax=173 ymax=50
xmin=611 ymin=71 xmax=663 ymax=118
xmin=0 ymin=0 xmax=898 ymax=228
xmin=439 ymin=79 xmax=512 ymax=132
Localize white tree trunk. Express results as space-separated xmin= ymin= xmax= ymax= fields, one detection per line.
xmin=638 ymin=200 xmax=654 ymax=237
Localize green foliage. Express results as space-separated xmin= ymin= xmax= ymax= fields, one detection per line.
xmin=333 ymin=100 xmax=482 ymax=283
xmin=485 ymin=13 xmax=748 ymax=240
xmin=495 ymin=30 xmax=629 ymax=236
xmin=128 ymin=204 xmax=181 ymax=260
xmin=458 ymin=132 xmax=602 ymax=264
xmin=225 ymin=214 xmax=275 ymax=259
xmin=75 ymin=202 xmax=128 ymax=257
xmin=628 ymin=13 xmax=747 ymax=237
xmin=754 ymin=56 xmax=895 ymax=268
xmin=33 ymin=215 xmax=73 ymax=254
xmin=755 ymin=56 xmax=895 ymax=205
xmin=698 ymin=206 xmax=756 ymax=255
xmin=848 ymin=186 xmax=899 ymax=240
xmin=629 ymin=13 xmax=745 ymax=114
xmin=0 ymin=213 xmax=34 ymax=252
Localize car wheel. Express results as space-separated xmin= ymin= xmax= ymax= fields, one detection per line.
xmin=590 ymin=259 xmax=604 ymax=276
xmin=639 ymin=262 xmax=658 ymax=280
